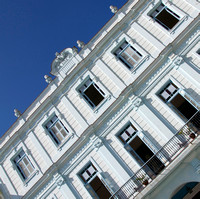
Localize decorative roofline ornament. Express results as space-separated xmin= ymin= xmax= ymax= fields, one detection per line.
xmin=72 ymin=46 xmax=78 ymax=54
xmin=51 ymin=48 xmax=74 ymax=76
xmin=110 ymin=5 xmax=118 ymax=14
xmin=77 ymin=40 xmax=85 ymax=49
xmin=14 ymin=109 xmax=22 ymax=118
xmin=44 ymin=75 xmax=52 ymax=84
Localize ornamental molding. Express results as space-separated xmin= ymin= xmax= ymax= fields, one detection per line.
xmin=171 ymin=56 xmax=183 ymax=70
xmin=53 ymin=173 xmax=65 ymax=189
xmin=90 ymin=135 xmax=103 ymax=151
xmin=51 ymin=48 xmax=77 ymax=76
xmin=133 ymin=97 xmax=143 ymax=111
xmin=186 ymin=28 xmax=200 ymax=45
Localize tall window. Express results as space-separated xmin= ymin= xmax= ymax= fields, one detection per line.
xmin=45 ymin=115 xmax=69 ymax=145
xmin=150 ymin=3 xmax=180 ymax=30
xmin=159 ymin=81 xmax=198 ymax=120
xmin=118 ymin=123 xmax=165 ymax=176
xmin=13 ymin=150 xmax=34 ymax=180
xmin=80 ymin=163 xmax=112 ymax=199
xmin=114 ymin=41 xmax=142 ymax=70
xmin=78 ymin=78 xmax=105 ymax=109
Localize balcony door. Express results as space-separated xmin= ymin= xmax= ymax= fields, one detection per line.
xmin=89 ymin=176 xmax=111 ymax=199
xmin=128 ymin=136 xmax=165 ymax=175
xmin=170 ymin=93 xmax=198 ymax=120
xmin=119 ymin=124 xmax=165 ymax=176
xmin=80 ymin=163 xmax=111 ymax=199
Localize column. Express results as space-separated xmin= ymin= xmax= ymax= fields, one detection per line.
xmin=138 ymin=103 xmax=174 ymax=140
xmin=0 ymin=165 xmax=18 ymax=197
xmin=28 ymin=131 xmax=53 ymax=169
xmin=61 ymin=96 xmax=88 ymax=131
xmin=54 ymin=173 xmax=77 ymax=199
xmin=93 ymin=137 xmax=130 ymax=183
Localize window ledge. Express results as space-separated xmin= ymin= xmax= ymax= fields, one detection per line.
xmin=131 ymin=55 xmax=150 ymax=74
xmin=171 ymin=15 xmax=189 ymax=35
xmin=57 ymin=134 xmax=74 ymax=151
xmin=23 ymin=170 xmax=39 ymax=186
xmin=94 ymin=94 xmax=112 ymax=113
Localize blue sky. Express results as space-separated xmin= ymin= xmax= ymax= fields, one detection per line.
xmin=0 ymin=0 xmax=126 ymax=137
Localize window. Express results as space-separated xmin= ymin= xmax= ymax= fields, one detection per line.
xmin=78 ymin=78 xmax=105 ymax=109
xmin=159 ymin=82 xmax=178 ymax=102
xmin=150 ymin=3 xmax=180 ymax=30
xmin=158 ymin=81 xmax=198 ymax=120
xmin=114 ymin=41 xmax=142 ymax=70
xmin=197 ymin=49 xmax=200 ymax=55
xmin=13 ymin=150 xmax=34 ymax=180
xmin=45 ymin=115 xmax=69 ymax=145
xmin=118 ymin=123 xmax=165 ymax=176
xmin=80 ymin=163 xmax=112 ymax=199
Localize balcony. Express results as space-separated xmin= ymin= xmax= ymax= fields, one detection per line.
xmin=110 ymin=111 xmax=200 ymax=199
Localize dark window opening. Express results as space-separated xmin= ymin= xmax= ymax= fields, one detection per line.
xmin=170 ymin=93 xmax=198 ymax=120
xmin=129 ymin=136 xmax=165 ymax=175
xmin=84 ymin=84 xmax=105 ymax=107
xmin=151 ymin=4 xmax=180 ymax=30
xmin=89 ymin=176 xmax=111 ymax=199
xmin=80 ymin=163 xmax=111 ymax=199
xmin=79 ymin=78 xmax=105 ymax=109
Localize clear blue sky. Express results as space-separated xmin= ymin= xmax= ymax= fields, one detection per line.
xmin=0 ymin=0 xmax=126 ymax=137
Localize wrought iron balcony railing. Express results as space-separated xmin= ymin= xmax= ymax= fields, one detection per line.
xmin=110 ymin=111 xmax=200 ymax=199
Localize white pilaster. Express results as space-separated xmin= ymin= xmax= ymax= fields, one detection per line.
xmin=94 ymin=138 xmax=130 ymax=183
xmin=179 ymin=62 xmax=200 ymax=89
xmin=97 ymin=59 xmax=126 ymax=92
xmin=60 ymin=95 xmax=89 ymax=135
xmin=28 ymin=131 xmax=53 ymax=170
xmin=0 ymin=165 xmax=18 ymax=197
xmin=54 ymin=173 xmax=76 ymax=199
xmin=138 ymin=103 xmax=174 ymax=141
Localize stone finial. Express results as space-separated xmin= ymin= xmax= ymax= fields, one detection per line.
xmin=14 ymin=109 xmax=21 ymax=118
xmin=77 ymin=40 xmax=85 ymax=48
xmin=44 ymin=75 xmax=52 ymax=83
xmin=72 ymin=46 xmax=78 ymax=54
xmin=110 ymin=5 xmax=118 ymax=14
xmin=55 ymin=52 xmax=60 ymax=57
xmin=55 ymin=52 xmax=64 ymax=60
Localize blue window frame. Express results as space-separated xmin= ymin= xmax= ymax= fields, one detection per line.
xmin=114 ymin=41 xmax=142 ymax=70
xmin=150 ymin=3 xmax=180 ymax=30
xmin=118 ymin=123 xmax=165 ymax=175
xmin=13 ymin=150 xmax=34 ymax=180
xmin=158 ymin=81 xmax=198 ymax=120
xmin=45 ymin=115 xmax=69 ymax=145
xmin=159 ymin=82 xmax=178 ymax=102
xmin=79 ymin=163 xmax=112 ymax=199
xmin=78 ymin=78 xmax=105 ymax=109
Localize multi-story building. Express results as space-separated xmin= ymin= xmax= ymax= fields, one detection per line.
xmin=0 ymin=0 xmax=200 ymax=198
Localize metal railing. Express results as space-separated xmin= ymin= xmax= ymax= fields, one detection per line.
xmin=110 ymin=111 xmax=200 ymax=199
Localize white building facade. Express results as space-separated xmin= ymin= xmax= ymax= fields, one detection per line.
xmin=0 ymin=0 xmax=200 ymax=199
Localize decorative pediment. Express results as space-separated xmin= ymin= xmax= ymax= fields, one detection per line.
xmin=50 ymin=47 xmax=78 ymax=76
